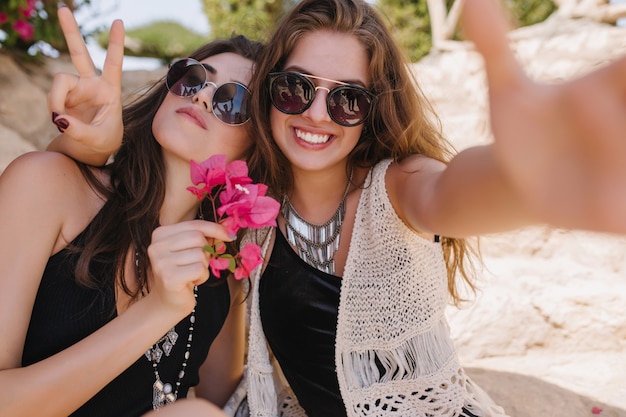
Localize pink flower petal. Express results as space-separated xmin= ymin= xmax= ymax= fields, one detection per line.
xmin=209 ymin=256 xmax=230 ymax=277
xmin=13 ymin=20 xmax=34 ymax=40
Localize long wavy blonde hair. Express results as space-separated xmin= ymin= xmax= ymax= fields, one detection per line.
xmin=247 ymin=0 xmax=479 ymax=304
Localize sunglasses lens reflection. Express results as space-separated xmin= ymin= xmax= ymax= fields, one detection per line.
xmin=167 ymin=60 xmax=206 ymax=97
xmin=212 ymin=83 xmax=251 ymax=125
xmin=328 ymin=87 xmax=372 ymax=127
xmin=269 ymin=73 xmax=372 ymax=127
xmin=270 ymin=73 xmax=312 ymax=114
xmin=166 ymin=59 xmax=251 ymax=125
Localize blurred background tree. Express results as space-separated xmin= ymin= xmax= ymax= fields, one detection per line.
xmin=97 ymin=21 xmax=207 ymax=64
xmin=201 ymin=0 xmax=297 ymax=42
xmin=378 ymin=0 xmax=557 ymax=62
xmin=0 ymin=0 xmax=94 ymax=58
xmin=1 ymin=0 xmax=558 ymax=64
xmin=97 ymin=0 xmax=296 ymax=64
xmin=200 ymin=0 xmax=556 ymax=62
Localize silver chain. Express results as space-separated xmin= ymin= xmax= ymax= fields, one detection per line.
xmin=135 ymin=250 xmax=197 ymax=410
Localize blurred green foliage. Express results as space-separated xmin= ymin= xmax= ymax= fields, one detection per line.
xmin=199 ymin=0 xmax=556 ymax=63
xmin=98 ymin=21 xmax=208 ymax=64
xmin=0 ymin=0 xmax=558 ymax=65
xmin=0 ymin=0 xmax=93 ymax=58
xmin=379 ymin=0 xmax=557 ymax=62
xmin=201 ymin=0 xmax=297 ymax=42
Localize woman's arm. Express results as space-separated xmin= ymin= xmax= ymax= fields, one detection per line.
xmin=146 ymin=223 xmax=246 ymax=407
xmin=46 ymin=6 xmax=124 ymax=166
xmin=0 ymin=154 xmax=234 ymax=416
xmin=389 ymin=147 xmax=535 ymax=238
xmin=460 ymin=0 xmax=626 ymax=233
xmin=391 ymin=0 xmax=626 ymax=237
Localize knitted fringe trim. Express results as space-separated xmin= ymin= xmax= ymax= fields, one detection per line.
xmin=247 ymin=227 xmax=279 ymax=417
xmin=463 ymin=377 xmax=510 ymax=417
xmin=340 ymin=319 xmax=456 ymax=390
xmin=248 ymin=369 xmax=279 ymax=417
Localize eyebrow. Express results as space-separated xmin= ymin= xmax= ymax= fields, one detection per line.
xmin=201 ymin=63 xmax=217 ymax=75
xmin=201 ymin=63 xmax=247 ymax=85
xmin=284 ymin=66 xmax=368 ymax=88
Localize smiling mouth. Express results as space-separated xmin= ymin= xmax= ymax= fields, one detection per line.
xmin=295 ymin=128 xmax=331 ymax=144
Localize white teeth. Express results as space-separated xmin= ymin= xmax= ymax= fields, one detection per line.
xmin=295 ymin=128 xmax=330 ymax=144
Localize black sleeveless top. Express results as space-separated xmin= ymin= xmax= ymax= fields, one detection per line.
xmin=259 ymin=230 xmax=473 ymax=417
xmin=259 ymin=229 xmax=346 ymax=417
xmin=21 ymin=221 xmax=231 ymax=417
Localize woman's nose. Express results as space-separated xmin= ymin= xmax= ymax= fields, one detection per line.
xmin=302 ymin=86 xmax=332 ymax=123
xmin=192 ymin=82 xmax=217 ymax=112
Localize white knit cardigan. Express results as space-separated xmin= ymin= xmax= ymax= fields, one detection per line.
xmin=244 ymin=159 xmax=508 ymax=417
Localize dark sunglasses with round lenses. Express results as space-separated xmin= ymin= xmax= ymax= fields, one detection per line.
xmin=267 ymin=72 xmax=376 ymax=127
xmin=166 ymin=58 xmax=251 ymax=126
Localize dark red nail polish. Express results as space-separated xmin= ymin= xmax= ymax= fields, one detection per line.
xmin=52 ymin=112 xmax=59 ymax=123
xmin=54 ymin=117 xmax=69 ymax=133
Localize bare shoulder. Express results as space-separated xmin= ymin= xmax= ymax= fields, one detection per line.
xmin=2 ymin=151 xmax=95 ymax=202
xmin=387 ymin=154 xmax=446 ymax=182
xmin=3 ymin=150 xmax=81 ymax=178
xmin=0 ymin=151 xmax=106 ymax=253
xmin=385 ymin=155 xmax=446 ymax=237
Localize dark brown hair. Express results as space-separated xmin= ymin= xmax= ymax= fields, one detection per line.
xmin=73 ymin=35 xmax=264 ymax=302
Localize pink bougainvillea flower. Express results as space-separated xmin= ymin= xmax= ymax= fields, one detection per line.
xmin=187 ymin=156 xmax=255 ymax=202
xmin=187 ymin=154 xmax=280 ymax=280
xmin=13 ymin=20 xmax=34 ymax=40
xmin=234 ymin=243 xmax=263 ymax=280
xmin=189 ymin=155 xmax=227 ymax=187
xmin=0 ymin=13 xmax=8 ymax=25
xmin=591 ymin=407 xmax=603 ymax=415
xmin=219 ymin=183 xmax=280 ymax=231
xmin=17 ymin=1 xmax=36 ymax=19
xmin=209 ymin=256 xmax=231 ymax=277
xmin=224 ymin=159 xmax=253 ymax=187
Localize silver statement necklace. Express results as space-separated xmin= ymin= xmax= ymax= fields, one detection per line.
xmin=282 ymin=170 xmax=353 ymax=275
xmin=145 ymin=286 xmax=197 ymax=410
xmin=135 ymin=254 xmax=197 ymax=410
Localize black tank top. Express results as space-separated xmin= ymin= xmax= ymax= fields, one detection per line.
xmin=259 ymin=229 xmax=346 ymax=417
xmin=260 ymin=231 xmax=477 ymax=417
xmin=21 ymin=221 xmax=231 ymax=417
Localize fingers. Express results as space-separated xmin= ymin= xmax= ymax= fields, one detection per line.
xmin=148 ymin=220 xmax=235 ymax=285
xmin=101 ymin=19 xmax=125 ymax=87
xmin=47 ymin=72 xmax=78 ymax=122
xmin=153 ymin=220 xmax=235 ymax=244
xmin=461 ymin=0 xmax=527 ymax=90
xmin=57 ymin=5 xmax=97 ymax=77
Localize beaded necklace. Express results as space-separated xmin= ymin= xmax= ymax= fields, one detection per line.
xmin=137 ymin=208 xmax=202 ymax=409
xmin=145 ymin=285 xmax=197 ymax=409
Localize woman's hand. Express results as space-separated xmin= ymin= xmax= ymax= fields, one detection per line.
xmin=146 ymin=220 xmax=235 ymax=316
xmin=462 ymin=0 xmax=626 ymax=233
xmin=46 ymin=6 xmax=125 ymax=166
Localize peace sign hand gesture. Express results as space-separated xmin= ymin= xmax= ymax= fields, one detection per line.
xmin=47 ymin=5 xmax=124 ymax=166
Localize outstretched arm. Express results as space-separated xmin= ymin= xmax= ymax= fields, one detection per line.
xmin=394 ymin=0 xmax=626 ymax=237
xmin=46 ymin=6 xmax=125 ymax=166
xmin=462 ymin=0 xmax=626 ymax=233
